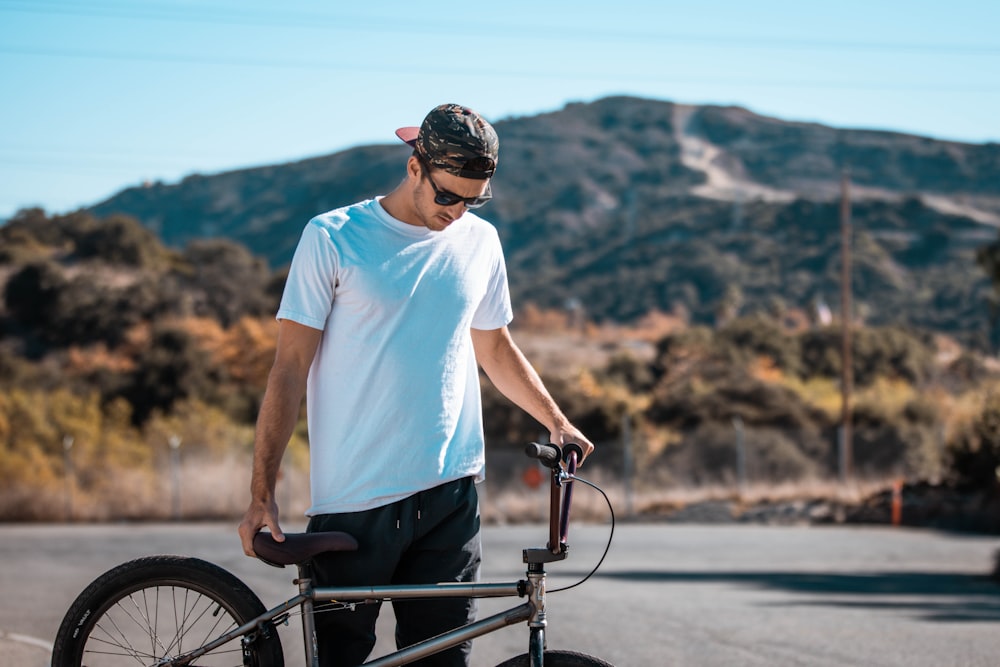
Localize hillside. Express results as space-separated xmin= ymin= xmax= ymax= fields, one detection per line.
xmin=5 ymin=97 xmax=1000 ymax=522
xmin=3 ymin=209 xmax=1000 ymax=523
xmin=88 ymin=96 xmax=1000 ymax=347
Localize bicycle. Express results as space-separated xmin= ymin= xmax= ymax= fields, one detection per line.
xmin=52 ymin=442 xmax=616 ymax=666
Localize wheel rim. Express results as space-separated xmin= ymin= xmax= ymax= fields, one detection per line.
xmin=81 ymin=583 xmax=249 ymax=666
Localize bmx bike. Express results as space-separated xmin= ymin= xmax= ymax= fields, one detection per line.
xmin=52 ymin=442 xmax=615 ymax=666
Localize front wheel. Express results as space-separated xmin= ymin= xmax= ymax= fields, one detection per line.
xmin=52 ymin=555 xmax=284 ymax=666
xmin=496 ymin=650 xmax=615 ymax=666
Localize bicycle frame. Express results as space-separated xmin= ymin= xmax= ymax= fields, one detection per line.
xmin=304 ymin=577 xmax=537 ymax=666
xmin=166 ymin=446 xmax=580 ymax=667
xmin=164 ymin=576 xmax=534 ymax=666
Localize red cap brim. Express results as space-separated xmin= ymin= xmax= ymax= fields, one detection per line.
xmin=395 ymin=126 xmax=419 ymax=146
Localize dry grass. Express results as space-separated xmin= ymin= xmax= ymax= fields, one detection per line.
xmin=633 ymin=477 xmax=888 ymax=515
xmin=1 ymin=446 xmax=900 ymax=525
xmin=480 ymin=471 xmax=893 ymax=525
xmin=0 ymin=454 xmax=306 ymax=523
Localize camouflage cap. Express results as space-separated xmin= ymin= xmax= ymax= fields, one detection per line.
xmin=395 ymin=104 xmax=498 ymax=180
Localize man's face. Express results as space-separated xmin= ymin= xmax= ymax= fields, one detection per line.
xmin=410 ymin=158 xmax=492 ymax=232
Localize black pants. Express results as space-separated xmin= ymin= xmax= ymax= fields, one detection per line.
xmin=307 ymin=477 xmax=481 ymax=667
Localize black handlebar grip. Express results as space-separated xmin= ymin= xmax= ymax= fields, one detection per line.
xmin=525 ymin=442 xmax=562 ymax=468
xmin=562 ymin=442 xmax=585 ymax=463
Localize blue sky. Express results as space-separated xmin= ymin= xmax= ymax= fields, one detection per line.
xmin=1 ymin=0 xmax=998 ymax=220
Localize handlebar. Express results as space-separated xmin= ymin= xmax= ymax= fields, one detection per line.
xmin=524 ymin=442 xmax=562 ymax=468
xmin=523 ymin=442 xmax=584 ymax=468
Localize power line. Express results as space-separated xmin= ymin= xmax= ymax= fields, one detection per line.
xmin=1 ymin=0 xmax=999 ymax=55
xmin=1 ymin=44 xmax=997 ymax=93
xmin=0 ymin=154 xmax=213 ymax=172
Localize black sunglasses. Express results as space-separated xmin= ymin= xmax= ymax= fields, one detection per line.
xmin=418 ymin=159 xmax=493 ymax=209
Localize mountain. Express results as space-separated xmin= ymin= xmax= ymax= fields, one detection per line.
xmin=88 ymin=96 xmax=1000 ymax=347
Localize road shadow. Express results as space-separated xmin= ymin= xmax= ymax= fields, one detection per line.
xmin=595 ymin=570 xmax=1000 ymax=622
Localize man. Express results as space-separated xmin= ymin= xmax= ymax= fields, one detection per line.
xmin=238 ymin=103 xmax=594 ymax=666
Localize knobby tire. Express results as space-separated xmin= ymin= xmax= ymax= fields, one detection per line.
xmin=495 ymin=649 xmax=615 ymax=666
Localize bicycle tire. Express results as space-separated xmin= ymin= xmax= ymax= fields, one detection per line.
xmin=52 ymin=555 xmax=284 ymax=667
xmin=495 ymin=649 xmax=615 ymax=666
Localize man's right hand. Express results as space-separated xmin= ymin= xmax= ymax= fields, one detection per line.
xmin=239 ymin=321 xmax=321 ymax=557
xmin=238 ymin=499 xmax=285 ymax=557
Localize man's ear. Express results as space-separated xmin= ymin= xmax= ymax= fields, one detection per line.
xmin=406 ymin=155 xmax=422 ymax=182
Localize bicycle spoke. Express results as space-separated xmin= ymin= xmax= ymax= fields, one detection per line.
xmin=170 ymin=587 xmax=239 ymax=657
xmin=130 ymin=588 xmax=173 ymax=659
xmin=84 ymin=624 xmax=152 ymax=663
xmin=149 ymin=586 xmax=160 ymax=660
xmin=89 ymin=594 xmax=161 ymax=663
xmin=75 ymin=586 xmax=243 ymax=666
xmin=83 ymin=631 xmax=151 ymax=664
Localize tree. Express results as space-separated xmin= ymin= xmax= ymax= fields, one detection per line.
xmin=976 ymin=236 xmax=1000 ymax=351
xmin=120 ymin=325 xmax=217 ymax=424
xmin=74 ymin=214 xmax=164 ymax=267
xmin=177 ymin=240 xmax=276 ymax=326
xmin=948 ymin=393 xmax=1000 ymax=492
xmin=3 ymin=262 xmax=66 ymax=331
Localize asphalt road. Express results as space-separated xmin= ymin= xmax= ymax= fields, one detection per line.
xmin=2 ymin=521 xmax=999 ymax=666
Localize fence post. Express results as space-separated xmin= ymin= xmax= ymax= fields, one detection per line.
xmin=622 ymin=413 xmax=634 ymax=518
xmin=63 ymin=435 xmax=74 ymax=522
xmin=891 ymin=479 xmax=903 ymax=526
xmin=169 ymin=435 xmax=182 ymax=520
xmin=732 ymin=416 xmax=747 ymax=495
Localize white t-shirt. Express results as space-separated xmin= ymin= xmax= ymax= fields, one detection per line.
xmin=277 ymin=198 xmax=513 ymax=515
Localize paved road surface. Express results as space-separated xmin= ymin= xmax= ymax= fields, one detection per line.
xmin=2 ymin=521 xmax=999 ymax=666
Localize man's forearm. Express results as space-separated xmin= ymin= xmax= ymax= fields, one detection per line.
xmin=248 ymin=320 xmax=322 ymax=503
xmin=472 ymin=327 xmax=570 ymax=432
xmin=473 ymin=326 xmax=594 ymax=460
xmin=249 ymin=367 xmax=307 ymax=502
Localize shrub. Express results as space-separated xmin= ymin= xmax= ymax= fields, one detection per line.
xmin=948 ymin=392 xmax=1000 ymax=491
xmin=715 ymin=314 xmax=802 ymax=376
xmin=3 ymin=261 xmax=66 ymax=331
xmin=655 ymin=421 xmax=822 ymax=486
xmin=74 ymin=214 xmax=165 ymax=267
xmin=177 ymin=240 xmax=276 ymax=327
xmin=120 ymin=325 xmax=218 ymax=424
xmin=799 ymin=325 xmax=935 ymax=386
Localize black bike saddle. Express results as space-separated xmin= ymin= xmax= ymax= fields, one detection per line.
xmin=253 ymin=531 xmax=359 ymax=568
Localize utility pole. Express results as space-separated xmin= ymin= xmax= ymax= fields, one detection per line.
xmin=839 ymin=171 xmax=854 ymax=484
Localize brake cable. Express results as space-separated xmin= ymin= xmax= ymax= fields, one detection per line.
xmin=549 ymin=474 xmax=615 ymax=594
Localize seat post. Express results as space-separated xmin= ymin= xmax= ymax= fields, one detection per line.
xmin=296 ymin=563 xmax=319 ymax=667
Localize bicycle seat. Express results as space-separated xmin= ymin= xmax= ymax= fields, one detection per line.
xmin=253 ymin=531 xmax=359 ymax=568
